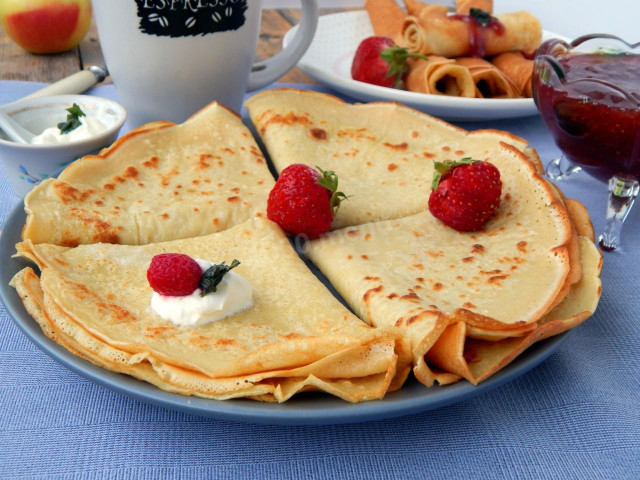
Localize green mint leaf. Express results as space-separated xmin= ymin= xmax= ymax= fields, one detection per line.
xmin=199 ymin=259 xmax=240 ymax=297
xmin=431 ymin=157 xmax=477 ymax=190
xmin=57 ymin=103 xmax=86 ymax=135
xmin=316 ymin=166 xmax=351 ymax=214
xmin=469 ymin=8 xmax=494 ymax=27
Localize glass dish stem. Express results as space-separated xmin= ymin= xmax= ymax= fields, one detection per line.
xmin=599 ymin=176 xmax=639 ymax=251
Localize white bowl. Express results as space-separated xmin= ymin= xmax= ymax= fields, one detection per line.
xmin=0 ymin=94 xmax=127 ymax=197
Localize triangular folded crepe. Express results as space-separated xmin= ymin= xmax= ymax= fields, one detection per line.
xmin=245 ymin=89 xmax=552 ymax=230
xmin=11 ymin=218 xmax=411 ymax=402
xmin=22 ymin=102 xmax=274 ymax=247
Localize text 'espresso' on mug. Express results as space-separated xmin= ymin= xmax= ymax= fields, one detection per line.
xmin=92 ymin=0 xmax=318 ymax=126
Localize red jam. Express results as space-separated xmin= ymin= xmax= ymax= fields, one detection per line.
xmin=450 ymin=13 xmax=505 ymax=58
xmin=533 ymin=52 xmax=640 ymax=182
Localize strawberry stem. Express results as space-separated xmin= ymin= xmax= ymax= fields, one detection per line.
xmin=380 ymin=46 xmax=428 ymax=89
xmin=316 ymin=166 xmax=351 ymax=214
xmin=431 ymin=157 xmax=477 ymax=190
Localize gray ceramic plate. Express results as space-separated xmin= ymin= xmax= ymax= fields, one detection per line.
xmin=0 ymin=201 xmax=570 ymax=425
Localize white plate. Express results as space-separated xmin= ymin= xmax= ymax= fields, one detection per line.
xmin=283 ymin=10 xmax=567 ymax=122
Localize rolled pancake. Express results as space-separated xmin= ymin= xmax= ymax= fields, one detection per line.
xmin=456 ymin=0 xmax=493 ymax=14
xmin=22 ymin=101 xmax=274 ymax=247
xmin=491 ymin=51 xmax=534 ymax=97
xmin=456 ymin=57 xmax=521 ymax=98
xmin=11 ymin=218 xmax=411 ymax=402
xmin=245 ymin=89 xmax=560 ymax=230
xmin=401 ymin=10 xmax=541 ymax=57
xmin=405 ymin=57 xmax=476 ymax=97
xmin=364 ymin=0 xmax=407 ymax=44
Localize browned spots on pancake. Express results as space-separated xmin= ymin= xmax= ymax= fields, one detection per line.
xmin=413 ymin=263 xmax=424 ymax=270
xmin=260 ymin=112 xmax=312 ymax=135
xmin=463 ymin=302 xmax=477 ymax=309
xmin=229 ymin=187 xmax=241 ymax=194
xmin=415 ymin=277 xmax=425 ymax=283
xmin=455 ymin=150 xmax=464 ymax=155
xmin=94 ymin=200 xmax=104 ymax=207
xmin=498 ymin=256 xmax=526 ymax=265
xmin=364 ymin=276 xmax=380 ymax=281
xmin=411 ymin=131 xmax=419 ymax=138
xmin=257 ymin=180 xmax=264 ymax=185
xmin=123 ymin=166 xmax=139 ymax=179
xmin=336 ymin=127 xmax=376 ymax=141
xmin=53 ymin=257 xmax=69 ymax=266
xmin=363 ymin=285 xmax=384 ymax=303
xmin=347 ymin=255 xmax=353 ymax=260
xmin=60 ymin=238 xmax=79 ymax=248
xmin=217 ymin=161 xmax=225 ymax=167
xmin=488 ymin=274 xmax=509 ymax=285
xmin=145 ymin=326 xmax=174 ymax=338
xmin=480 ymin=269 xmax=503 ymax=275
xmin=422 ymin=152 xmax=436 ymax=159
xmin=387 ymin=163 xmax=399 ymax=171
xmin=347 ymin=229 xmax=360 ymax=237
xmin=517 ymin=241 xmax=528 ymax=253
xmin=193 ymin=207 xmax=200 ymax=213
xmin=383 ymin=142 xmax=408 ymax=151
xmin=412 ymin=231 xmax=423 ymax=237
xmin=142 ymin=156 xmax=160 ymax=168
xmin=387 ymin=293 xmax=399 ymax=299
xmin=471 ymin=244 xmax=486 ymax=254
xmin=160 ymin=167 xmax=180 ymax=186
xmin=504 ymin=193 xmax=512 ymax=201
xmin=173 ymin=191 xmax=180 ymax=196
xmin=401 ymin=292 xmax=420 ymax=302
xmin=161 ymin=213 xmax=169 ymax=220
xmin=361 ymin=255 xmax=369 ymax=260
xmin=220 ymin=147 xmax=234 ymax=155
xmin=309 ymin=127 xmax=327 ymax=140
xmin=227 ymin=196 xmax=240 ymax=203
xmin=215 ymin=338 xmax=236 ymax=346
xmin=97 ymin=302 xmax=136 ymax=324
xmin=53 ymin=182 xmax=95 ymax=204
xmin=426 ymin=251 xmax=443 ymax=258
xmin=212 ymin=218 xmax=220 ymax=226
xmin=462 ymin=256 xmax=474 ymax=263
xmin=441 ymin=146 xmax=451 ymax=152
xmin=432 ymin=282 xmax=443 ymax=291
xmin=241 ymin=170 xmax=248 ymax=175
xmin=196 ymin=154 xmax=212 ymax=170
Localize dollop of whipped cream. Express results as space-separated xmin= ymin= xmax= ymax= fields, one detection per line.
xmin=31 ymin=111 xmax=111 ymax=145
xmin=151 ymin=259 xmax=253 ymax=327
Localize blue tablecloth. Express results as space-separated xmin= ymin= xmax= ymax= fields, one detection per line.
xmin=1 ymin=80 xmax=638 ymax=479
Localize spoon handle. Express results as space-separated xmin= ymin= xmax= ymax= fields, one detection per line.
xmin=22 ymin=66 xmax=109 ymax=100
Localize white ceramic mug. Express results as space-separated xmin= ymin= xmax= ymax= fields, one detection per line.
xmin=92 ymin=0 xmax=318 ymax=126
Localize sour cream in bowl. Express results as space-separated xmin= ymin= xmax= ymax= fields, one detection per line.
xmin=0 ymin=94 xmax=127 ymax=197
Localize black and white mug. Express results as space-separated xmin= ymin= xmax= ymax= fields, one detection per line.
xmin=92 ymin=0 xmax=318 ymax=126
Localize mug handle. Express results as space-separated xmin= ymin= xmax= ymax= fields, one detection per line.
xmin=246 ymin=0 xmax=318 ymax=91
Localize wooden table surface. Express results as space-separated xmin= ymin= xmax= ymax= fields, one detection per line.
xmin=0 ymin=9 xmax=351 ymax=86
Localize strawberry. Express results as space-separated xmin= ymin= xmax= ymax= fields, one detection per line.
xmin=428 ymin=158 xmax=502 ymax=231
xmin=267 ymin=164 xmax=348 ymax=239
xmin=351 ymin=36 xmax=426 ymax=89
xmin=147 ymin=253 xmax=202 ymax=296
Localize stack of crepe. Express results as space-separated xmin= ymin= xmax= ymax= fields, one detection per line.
xmin=363 ymin=0 xmax=537 ymax=99
xmin=9 ymin=90 xmax=601 ymax=403
xmin=246 ymin=88 xmax=602 ymax=387
xmin=11 ymin=102 xmax=412 ymax=403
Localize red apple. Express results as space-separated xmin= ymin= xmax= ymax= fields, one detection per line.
xmin=0 ymin=0 xmax=92 ymax=54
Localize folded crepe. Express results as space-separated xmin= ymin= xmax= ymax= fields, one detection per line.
xmin=364 ymin=0 xmax=407 ymax=44
xmin=11 ymin=218 xmax=411 ymax=402
xmin=21 ymin=101 xmax=274 ymax=247
xmin=405 ymin=57 xmax=476 ymax=97
xmin=456 ymin=0 xmax=493 ymax=14
xmin=245 ymin=88 xmax=544 ymax=230
xmin=305 ymin=177 xmax=601 ymax=387
xmin=456 ymin=57 xmax=522 ymax=98
xmin=401 ymin=9 xmax=541 ymax=58
xmin=491 ymin=51 xmax=534 ymax=97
